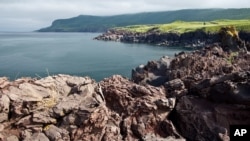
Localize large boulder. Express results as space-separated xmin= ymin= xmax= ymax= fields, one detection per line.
xmin=132 ymin=55 xmax=172 ymax=86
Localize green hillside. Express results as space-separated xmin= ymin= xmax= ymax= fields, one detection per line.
xmin=115 ymin=19 xmax=250 ymax=33
xmin=38 ymin=8 xmax=250 ymax=32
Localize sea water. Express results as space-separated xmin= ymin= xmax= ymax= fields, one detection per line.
xmin=0 ymin=32 xmax=186 ymax=81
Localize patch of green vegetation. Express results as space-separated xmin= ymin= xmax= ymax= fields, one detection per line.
xmin=226 ymin=52 xmax=239 ymax=64
xmin=114 ymin=19 xmax=250 ymax=34
xmin=116 ymin=25 xmax=155 ymax=33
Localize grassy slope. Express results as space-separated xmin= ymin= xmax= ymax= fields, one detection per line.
xmin=114 ymin=19 xmax=250 ymax=33
xmin=38 ymin=8 xmax=250 ymax=32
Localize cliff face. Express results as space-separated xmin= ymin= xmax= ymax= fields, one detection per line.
xmin=95 ymin=29 xmax=215 ymax=48
xmin=94 ymin=29 xmax=250 ymax=48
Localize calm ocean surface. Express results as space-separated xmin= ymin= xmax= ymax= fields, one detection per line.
xmin=0 ymin=32 xmax=186 ymax=81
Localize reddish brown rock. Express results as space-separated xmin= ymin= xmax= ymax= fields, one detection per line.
xmin=100 ymin=75 xmax=183 ymax=140
xmin=132 ymin=45 xmax=250 ymax=141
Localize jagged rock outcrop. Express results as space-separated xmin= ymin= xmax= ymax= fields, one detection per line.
xmin=132 ymin=45 xmax=250 ymax=140
xmin=100 ymin=75 xmax=184 ymax=141
xmin=132 ymin=44 xmax=249 ymax=86
xmin=0 ymin=75 xmax=107 ymax=141
xmin=0 ymin=74 xmax=185 ymax=141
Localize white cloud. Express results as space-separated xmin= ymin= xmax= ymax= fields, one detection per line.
xmin=0 ymin=0 xmax=249 ymax=31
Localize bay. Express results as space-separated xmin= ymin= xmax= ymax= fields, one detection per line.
xmin=0 ymin=32 xmax=186 ymax=81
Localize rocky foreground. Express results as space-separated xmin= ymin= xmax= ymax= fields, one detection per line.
xmin=1 ymin=44 xmax=250 ymax=141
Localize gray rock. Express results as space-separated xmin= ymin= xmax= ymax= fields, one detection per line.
xmin=44 ymin=125 xmax=70 ymax=141
xmin=0 ymin=77 xmax=9 ymax=89
xmin=155 ymin=98 xmax=176 ymax=110
xmin=7 ymin=83 xmax=50 ymax=102
xmin=165 ymin=79 xmax=187 ymax=97
xmin=132 ymin=56 xmax=172 ymax=86
xmin=24 ymin=132 xmax=50 ymax=141
xmin=6 ymin=135 xmax=19 ymax=141
xmin=66 ymin=75 xmax=94 ymax=87
xmin=16 ymin=115 xmax=33 ymax=127
xmin=52 ymin=94 xmax=84 ymax=117
xmin=21 ymin=129 xmax=32 ymax=140
xmin=32 ymin=111 xmax=57 ymax=124
xmin=0 ymin=94 xmax=10 ymax=123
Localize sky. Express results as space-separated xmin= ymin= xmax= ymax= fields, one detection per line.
xmin=0 ymin=0 xmax=249 ymax=32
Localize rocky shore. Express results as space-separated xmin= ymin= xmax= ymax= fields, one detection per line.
xmin=1 ymin=28 xmax=250 ymax=141
xmin=94 ymin=29 xmax=250 ymax=48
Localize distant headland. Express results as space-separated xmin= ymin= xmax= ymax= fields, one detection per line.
xmin=37 ymin=8 xmax=250 ymax=32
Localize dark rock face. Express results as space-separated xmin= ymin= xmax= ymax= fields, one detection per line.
xmin=173 ymin=96 xmax=250 ymax=141
xmin=219 ymin=26 xmax=247 ymax=52
xmin=238 ymin=31 xmax=250 ymax=51
xmin=95 ymin=29 xmax=219 ymax=48
xmin=132 ymin=45 xmax=250 ymax=141
xmin=95 ymin=29 xmax=250 ymax=49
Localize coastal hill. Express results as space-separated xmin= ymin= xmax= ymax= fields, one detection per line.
xmin=38 ymin=8 xmax=250 ymax=32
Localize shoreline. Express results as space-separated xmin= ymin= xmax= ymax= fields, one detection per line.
xmin=94 ymin=29 xmax=250 ymax=49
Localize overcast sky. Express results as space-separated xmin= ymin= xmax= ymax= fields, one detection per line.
xmin=0 ymin=0 xmax=249 ymax=32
